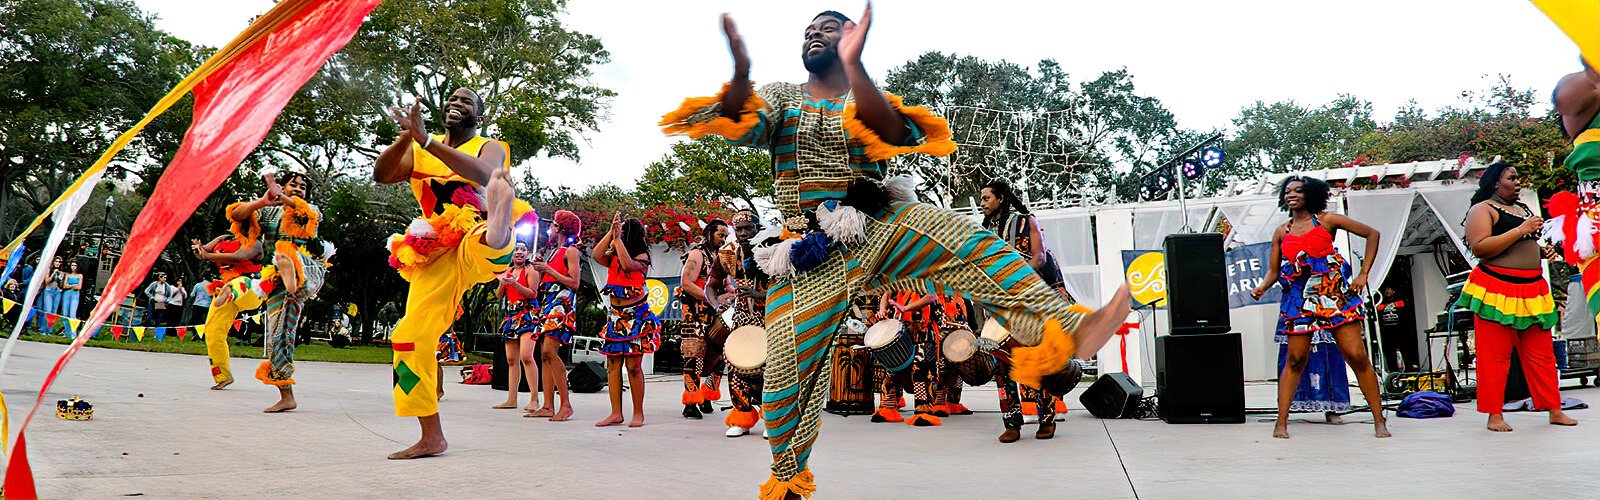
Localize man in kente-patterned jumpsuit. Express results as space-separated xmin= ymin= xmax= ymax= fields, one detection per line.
xmin=662 ymin=8 xmax=1130 ymax=499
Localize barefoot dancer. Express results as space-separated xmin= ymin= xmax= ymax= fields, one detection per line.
xmin=1461 ymin=161 xmax=1579 ymax=431
xmin=191 ymin=232 xmax=263 ymax=390
xmin=525 ymin=210 xmax=583 ymax=422
xmin=592 ymin=215 xmax=661 ymax=429
xmin=375 ymin=88 xmax=522 ymax=459
xmin=494 ymin=243 xmax=542 ymax=411
xmin=228 ymin=171 xmax=332 ymax=413
xmin=1250 ymin=176 xmax=1389 ymax=439
xmin=662 ymin=6 xmax=1130 ymax=497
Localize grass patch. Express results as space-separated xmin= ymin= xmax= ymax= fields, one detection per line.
xmin=14 ymin=333 xmax=489 ymax=365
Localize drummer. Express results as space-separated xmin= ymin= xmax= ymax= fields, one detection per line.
xmin=709 ymin=210 xmax=770 ymax=438
xmin=933 ymin=294 xmax=974 ymax=417
xmin=857 ymin=293 xmax=904 ymax=423
xmin=893 ymin=290 xmax=946 ymax=427
xmin=678 ymin=219 xmax=730 ymax=420
xmin=980 ymin=180 xmax=1071 ymax=443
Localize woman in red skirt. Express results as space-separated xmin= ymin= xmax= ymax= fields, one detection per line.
xmin=1460 ymin=160 xmax=1579 ymax=431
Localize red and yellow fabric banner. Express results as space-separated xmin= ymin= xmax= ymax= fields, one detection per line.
xmin=1 ymin=1 xmax=381 ymax=497
xmin=1532 ymin=0 xmax=1600 ymax=66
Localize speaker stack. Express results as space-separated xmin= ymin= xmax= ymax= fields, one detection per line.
xmin=1155 ymin=233 xmax=1245 ymax=424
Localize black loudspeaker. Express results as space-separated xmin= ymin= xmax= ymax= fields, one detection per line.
xmin=1080 ymin=372 xmax=1144 ymax=419
xmin=1505 ymin=348 xmax=1531 ymax=402
xmin=490 ymin=337 xmax=533 ymax=392
xmin=1156 ymin=332 xmax=1245 ymax=423
xmin=568 ymin=360 xmax=607 ymax=393
xmin=1163 ymin=233 xmax=1230 ymax=335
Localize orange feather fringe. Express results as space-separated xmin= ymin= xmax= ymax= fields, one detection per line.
xmin=1008 ymin=319 xmax=1078 ymax=390
xmin=278 ymin=196 xmax=319 ymax=240
xmin=906 ymin=413 xmax=943 ymax=427
xmin=759 ymin=470 xmax=816 ymax=500
xmin=873 ymin=407 xmax=904 ymax=423
xmin=682 ymin=390 xmax=704 ymax=405
xmin=227 ymin=201 xmax=260 ymax=248
xmin=255 ymin=361 xmax=294 ymax=387
xmin=700 ymin=385 xmax=722 ymax=402
xmin=842 ymin=93 xmax=958 ymax=162
xmin=660 ymin=82 xmax=769 ymax=141
xmin=725 ymin=408 xmax=760 ymax=429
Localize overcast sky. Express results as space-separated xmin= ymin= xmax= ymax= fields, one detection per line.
xmin=136 ymin=0 xmax=1580 ymax=190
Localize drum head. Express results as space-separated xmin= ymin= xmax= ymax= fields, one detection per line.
xmin=980 ymin=318 xmax=1011 ymax=343
xmin=864 ymin=319 xmax=903 ymax=348
xmin=725 ymin=325 xmax=768 ymax=370
xmin=942 ymin=329 xmax=977 ymax=362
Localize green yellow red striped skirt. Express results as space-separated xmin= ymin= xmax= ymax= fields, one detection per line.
xmin=1457 ymin=264 xmax=1557 ymax=330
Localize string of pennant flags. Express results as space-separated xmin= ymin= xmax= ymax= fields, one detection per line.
xmin=0 ymin=298 xmax=261 ymax=342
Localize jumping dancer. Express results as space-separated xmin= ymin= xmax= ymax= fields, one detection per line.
xmin=228 ymin=171 xmax=332 ymax=413
xmin=191 ymin=232 xmax=263 ymax=390
xmin=662 ymin=6 xmax=1130 ymax=496
xmin=374 ymin=88 xmax=521 ymax=459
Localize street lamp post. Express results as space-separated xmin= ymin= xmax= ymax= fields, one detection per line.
xmin=98 ymin=196 xmax=112 ymax=294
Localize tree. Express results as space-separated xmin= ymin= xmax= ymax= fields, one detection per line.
xmin=343 ymin=0 xmax=615 ymax=164
xmin=885 ymin=52 xmax=1190 ymax=206
xmin=1357 ymin=76 xmax=1570 ymax=193
xmin=1223 ymin=96 xmax=1377 ymax=178
xmin=636 ymin=137 xmax=773 ymax=212
xmin=0 ymin=0 xmax=200 ymax=241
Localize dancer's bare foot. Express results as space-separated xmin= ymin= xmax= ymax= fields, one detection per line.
xmin=595 ymin=414 xmax=624 ymax=427
xmin=1272 ymin=420 xmax=1290 ymax=439
xmin=628 ymin=414 xmax=646 ymax=428
xmin=526 ymin=407 xmax=554 ymax=418
xmin=1550 ymin=410 xmax=1579 ymax=426
xmin=1373 ymin=418 xmax=1391 ymax=438
xmin=492 ymin=401 xmax=518 ymax=409
xmin=550 ymin=406 xmax=574 ymax=422
xmin=263 ymin=397 xmax=297 ymax=413
xmin=1324 ymin=412 xmax=1344 ymax=424
xmin=387 ymin=436 xmax=448 ymax=460
xmin=210 ymin=377 xmax=234 ymax=390
xmin=263 ymin=388 xmax=296 ymax=413
xmin=1487 ymin=414 xmax=1514 ymax=432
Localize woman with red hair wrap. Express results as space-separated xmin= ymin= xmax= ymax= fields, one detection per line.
xmin=524 ymin=210 xmax=583 ymax=421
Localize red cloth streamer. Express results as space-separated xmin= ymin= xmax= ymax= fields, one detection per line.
xmin=4 ymin=434 xmax=35 ymax=499
xmin=176 ymin=326 xmax=188 ymax=340
xmin=1116 ymin=322 xmax=1137 ymax=373
xmin=2 ymin=1 xmax=379 ymax=494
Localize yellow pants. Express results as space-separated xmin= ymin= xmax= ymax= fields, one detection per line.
xmin=391 ymin=225 xmax=512 ymax=417
xmin=202 ymin=277 xmax=264 ymax=384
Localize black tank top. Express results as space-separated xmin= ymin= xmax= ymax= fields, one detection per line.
xmin=1489 ymin=202 xmax=1539 ymax=242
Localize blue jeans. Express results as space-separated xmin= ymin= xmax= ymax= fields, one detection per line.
xmin=59 ymin=290 xmax=80 ymax=319
xmin=37 ymin=289 xmax=61 ymax=332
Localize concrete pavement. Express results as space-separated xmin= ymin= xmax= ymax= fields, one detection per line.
xmin=1 ymin=340 xmax=1594 ymax=499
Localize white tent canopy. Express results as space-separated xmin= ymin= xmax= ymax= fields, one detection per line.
xmin=1025 ymin=158 xmax=1498 ymax=383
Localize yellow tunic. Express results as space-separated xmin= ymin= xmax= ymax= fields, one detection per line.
xmin=390 ymin=134 xmax=516 ymax=417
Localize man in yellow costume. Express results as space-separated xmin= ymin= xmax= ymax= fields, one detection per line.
xmin=191 ymin=232 xmax=263 ymax=390
xmin=375 ymin=87 xmax=522 ymax=459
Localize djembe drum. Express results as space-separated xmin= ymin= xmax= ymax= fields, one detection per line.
xmin=826 ymin=318 xmax=875 ymax=415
